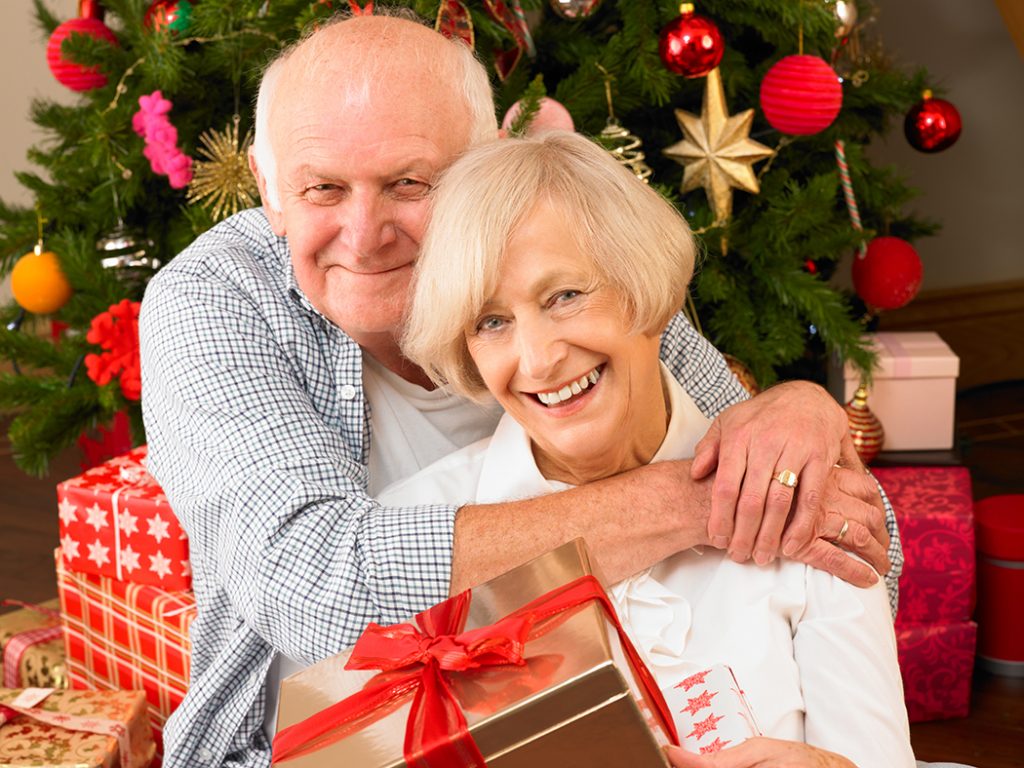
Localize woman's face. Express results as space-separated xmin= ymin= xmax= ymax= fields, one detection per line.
xmin=465 ymin=203 xmax=668 ymax=484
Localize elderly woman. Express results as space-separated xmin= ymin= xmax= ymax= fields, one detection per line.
xmin=381 ymin=131 xmax=914 ymax=768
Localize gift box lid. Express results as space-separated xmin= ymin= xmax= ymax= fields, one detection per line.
xmin=841 ymin=332 xmax=960 ymax=381
xmin=275 ymin=540 xmax=671 ymax=767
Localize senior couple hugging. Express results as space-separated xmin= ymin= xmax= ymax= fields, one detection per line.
xmin=139 ymin=9 xmax=936 ymax=768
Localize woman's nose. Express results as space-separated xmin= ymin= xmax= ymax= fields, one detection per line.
xmin=516 ymin=318 xmax=567 ymax=381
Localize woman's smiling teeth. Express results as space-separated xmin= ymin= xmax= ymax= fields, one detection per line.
xmin=535 ymin=367 xmax=602 ymax=406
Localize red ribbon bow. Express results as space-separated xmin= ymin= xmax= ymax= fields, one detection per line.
xmin=272 ymin=575 xmax=678 ymax=766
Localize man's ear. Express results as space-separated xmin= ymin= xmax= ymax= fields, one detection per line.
xmin=249 ymin=148 xmax=286 ymax=236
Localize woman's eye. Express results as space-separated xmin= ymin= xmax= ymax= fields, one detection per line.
xmin=552 ymin=289 xmax=582 ymax=305
xmin=476 ymin=316 xmax=505 ymax=333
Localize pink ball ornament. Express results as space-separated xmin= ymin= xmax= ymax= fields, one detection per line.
xmin=759 ymin=54 xmax=843 ymax=135
xmin=852 ymin=236 xmax=924 ymax=310
xmin=46 ymin=16 xmax=118 ymax=92
xmin=501 ymin=97 xmax=575 ymax=136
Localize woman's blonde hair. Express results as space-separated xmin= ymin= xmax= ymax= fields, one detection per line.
xmin=402 ymin=130 xmax=696 ymax=400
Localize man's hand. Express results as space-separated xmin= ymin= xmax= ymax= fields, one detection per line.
xmin=691 ymin=380 xmax=849 ymax=566
xmin=666 ymin=737 xmax=857 ymax=768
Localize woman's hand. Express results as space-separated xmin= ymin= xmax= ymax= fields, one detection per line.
xmin=665 ymin=737 xmax=858 ymax=768
xmin=691 ymin=380 xmax=891 ymax=585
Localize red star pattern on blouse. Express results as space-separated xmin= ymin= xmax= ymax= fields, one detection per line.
xmin=687 ymin=712 xmax=724 ymax=740
xmin=683 ymin=689 xmax=718 ymax=716
xmin=700 ymin=737 xmax=731 ymax=754
xmin=676 ymin=669 xmax=712 ymax=691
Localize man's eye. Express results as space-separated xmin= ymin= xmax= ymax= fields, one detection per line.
xmin=304 ymin=184 xmax=343 ymax=204
xmin=392 ymin=179 xmax=430 ymax=197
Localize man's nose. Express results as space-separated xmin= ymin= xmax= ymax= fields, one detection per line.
xmin=516 ymin=317 xmax=567 ymax=382
xmin=339 ymin=192 xmax=397 ymax=257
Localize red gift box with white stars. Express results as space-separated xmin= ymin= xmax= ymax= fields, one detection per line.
xmin=56 ymin=446 xmax=191 ymax=591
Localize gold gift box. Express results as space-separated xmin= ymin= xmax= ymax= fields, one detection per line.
xmin=0 ymin=599 xmax=67 ymax=690
xmin=0 ymin=688 xmax=155 ymax=768
xmin=276 ymin=539 xmax=671 ymax=767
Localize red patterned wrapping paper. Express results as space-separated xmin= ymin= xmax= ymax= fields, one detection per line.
xmin=56 ymin=550 xmax=195 ymax=755
xmin=0 ymin=687 xmax=155 ymax=767
xmin=895 ymin=621 xmax=976 ymax=723
xmin=57 ymin=446 xmax=192 ymax=591
xmin=872 ymin=467 xmax=975 ymax=626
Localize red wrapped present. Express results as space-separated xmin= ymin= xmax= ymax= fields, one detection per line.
xmin=0 ymin=687 xmax=155 ymax=767
xmin=872 ymin=467 xmax=975 ymax=626
xmin=272 ymin=540 xmax=678 ymax=767
xmin=671 ymin=665 xmax=759 ymax=755
xmin=56 ymin=550 xmax=195 ymax=755
xmin=895 ymin=621 xmax=976 ymax=722
xmin=57 ymin=446 xmax=191 ymax=591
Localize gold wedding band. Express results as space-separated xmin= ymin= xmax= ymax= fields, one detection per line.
xmin=834 ymin=518 xmax=850 ymax=544
xmin=774 ymin=469 xmax=798 ymax=488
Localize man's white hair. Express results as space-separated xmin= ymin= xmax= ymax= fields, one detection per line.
xmin=251 ymin=10 xmax=497 ymax=212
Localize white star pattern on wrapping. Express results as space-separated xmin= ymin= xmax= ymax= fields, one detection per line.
xmin=147 ymin=513 xmax=171 ymax=543
xmin=149 ymin=551 xmax=173 ymax=580
xmin=87 ymin=540 xmax=111 ymax=569
xmin=117 ymin=509 xmax=139 ymax=537
xmin=58 ymin=497 xmax=79 ymax=526
xmin=181 ymin=559 xmax=192 ymax=578
xmin=85 ymin=503 xmax=109 ymax=532
xmin=120 ymin=545 xmax=141 ymax=574
xmin=61 ymin=534 xmax=80 ymax=561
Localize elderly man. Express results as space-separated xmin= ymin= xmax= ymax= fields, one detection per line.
xmin=139 ymin=10 xmax=899 ymax=767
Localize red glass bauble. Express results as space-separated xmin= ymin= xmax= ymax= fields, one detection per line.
xmin=658 ymin=6 xmax=724 ymax=78
xmin=46 ymin=17 xmax=118 ymax=92
xmin=549 ymin=0 xmax=602 ymax=20
xmin=144 ymin=0 xmax=194 ymax=35
xmin=904 ymin=91 xmax=962 ymax=153
xmin=852 ymin=236 xmax=923 ymax=310
xmin=759 ymin=54 xmax=842 ymax=135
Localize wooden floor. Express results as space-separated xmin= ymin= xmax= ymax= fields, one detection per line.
xmin=2 ymin=384 xmax=1023 ymax=766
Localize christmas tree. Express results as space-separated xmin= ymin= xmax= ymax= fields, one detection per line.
xmin=0 ymin=0 xmax=940 ymax=476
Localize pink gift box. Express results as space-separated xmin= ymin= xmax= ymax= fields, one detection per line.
xmin=57 ymin=446 xmax=191 ymax=591
xmin=895 ymin=620 xmax=976 ymax=722
xmin=872 ymin=467 xmax=975 ymax=627
xmin=828 ymin=332 xmax=959 ymax=450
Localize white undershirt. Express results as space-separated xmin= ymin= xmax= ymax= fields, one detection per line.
xmin=262 ymin=353 xmax=501 ymax=742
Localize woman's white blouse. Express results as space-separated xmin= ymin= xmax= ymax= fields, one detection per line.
xmin=379 ymin=366 xmax=915 ymax=768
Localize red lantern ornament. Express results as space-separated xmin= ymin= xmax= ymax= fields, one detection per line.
xmin=144 ymin=0 xmax=194 ymax=35
xmin=46 ymin=16 xmax=118 ymax=92
xmin=759 ymin=54 xmax=842 ymax=135
xmin=659 ymin=3 xmax=724 ymax=79
xmin=852 ymin=236 xmax=923 ymax=310
xmin=904 ymin=90 xmax=962 ymax=153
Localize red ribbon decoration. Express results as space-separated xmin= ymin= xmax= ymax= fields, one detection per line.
xmin=272 ymin=574 xmax=678 ymax=765
xmin=435 ymin=0 xmax=475 ymax=49
xmin=481 ymin=0 xmax=534 ymax=81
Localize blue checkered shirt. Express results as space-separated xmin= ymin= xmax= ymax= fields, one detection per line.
xmin=139 ymin=208 xmax=902 ymax=767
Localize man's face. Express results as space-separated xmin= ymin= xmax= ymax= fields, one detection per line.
xmin=258 ymin=77 xmax=471 ymax=350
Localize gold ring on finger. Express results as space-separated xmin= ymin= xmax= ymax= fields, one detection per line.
xmin=774 ymin=469 xmax=798 ymax=488
xmin=833 ymin=518 xmax=850 ymax=545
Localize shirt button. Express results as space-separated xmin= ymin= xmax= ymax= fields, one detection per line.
xmin=197 ymin=748 xmax=213 ymax=763
xmin=340 ymin=384 xmax=357 ymax=400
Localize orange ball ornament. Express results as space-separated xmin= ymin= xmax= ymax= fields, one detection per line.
xmin=11 ymin=247 xmax=73 ymax=314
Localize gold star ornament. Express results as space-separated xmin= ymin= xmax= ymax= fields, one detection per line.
xmin=663 ymin=68 xmax=775 ymax=226
xmin=187 ymin=115 xmax=259 ymax=222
